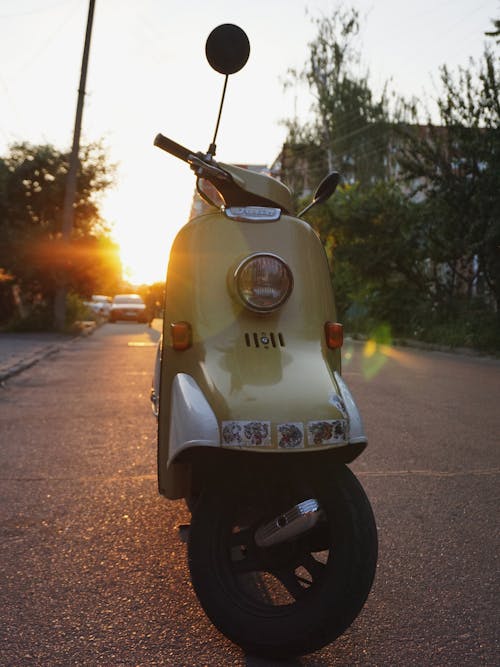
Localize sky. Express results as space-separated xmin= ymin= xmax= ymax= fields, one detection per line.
xmin=1 ymin=0 xmax=498 ymax=284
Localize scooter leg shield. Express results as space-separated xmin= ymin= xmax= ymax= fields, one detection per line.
xmin=168 ymin=373 xmax=221 ymax=463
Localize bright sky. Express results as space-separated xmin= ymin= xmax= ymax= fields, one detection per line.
xmin=1 ymin=0 xmax=497 ymax=284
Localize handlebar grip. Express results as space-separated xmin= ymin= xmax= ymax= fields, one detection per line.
xmin=154 ymin=133 xmax=193 ymax=162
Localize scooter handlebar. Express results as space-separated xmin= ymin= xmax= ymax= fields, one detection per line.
xmin=154 ymin=133 xmax=194 ymax=163
xmin=154 ymin=133 xmax=232 ymax=184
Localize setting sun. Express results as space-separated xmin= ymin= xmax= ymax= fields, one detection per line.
xmin=102 ymin=155 xmax=194 ymax=286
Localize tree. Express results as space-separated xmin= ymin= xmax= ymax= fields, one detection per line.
xmin=278 ymin=8 xmax=499 ymax=350
xmin=485 ymin=18 xmax=500 ymax=42
xmin=282 ymin=7 xmax=393 ymax=194
xmin=308 ymin=180 xmax=426 ymax=335
xmin=397 ymin=48 xmax=500 ymax=316
xmin=0 ymin=141 xmax=120 ymax=327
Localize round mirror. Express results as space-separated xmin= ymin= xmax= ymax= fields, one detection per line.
xmin=206 ymin=24 xmax=250 ymax=75
xmin=314 ymin=172 xmax=340 ymax=204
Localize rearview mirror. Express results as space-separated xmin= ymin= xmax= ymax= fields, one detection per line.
xmin=205 ymin=24 xmax=250 ymax=75
xmin=297 ymin=172 xmax=340 ymax=218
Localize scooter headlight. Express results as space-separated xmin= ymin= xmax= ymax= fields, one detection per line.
xmin=234 ymin=253 xmax=293 ymax=312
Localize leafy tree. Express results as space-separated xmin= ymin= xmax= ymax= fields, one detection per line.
xmin=280 ymin=8 xmax=499 ymax=349
xmin=397 ymin=48 xmax=500 ymax=316
xmin=282 ymin=7 xmax=393 ymax=194
xmin=485 ymin=18 xmax=500 ymax=42
xmin=137 ymin=281 xmax=165 ymax=321
xmin=0 ymin=142 xmax=120 ymax=326
xmin=308 ymin=180 xmax=426 ymax=335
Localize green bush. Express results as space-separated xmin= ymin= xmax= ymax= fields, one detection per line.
xmin=342 ymin=291 xmax=499 ymax=354
xmin=65 ymin=292 xmax=95 ymax=327
xmin=5 ymin=302 xmax=53 ymax=332
xmin=417 ymin=301 xmax=499 ymax=353
xmin=4 ymin=293 xmax=94 ymax=333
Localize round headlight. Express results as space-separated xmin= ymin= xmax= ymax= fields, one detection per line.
xmin=234 ymin=253 xmax=293 ymax=312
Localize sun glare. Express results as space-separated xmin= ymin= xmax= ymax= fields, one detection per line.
xmin=118 ymin=233 xmax=171 ymax=285
xmin=102 ymin=162 xmax=194 ymax=286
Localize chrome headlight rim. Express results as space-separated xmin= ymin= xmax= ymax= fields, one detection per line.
xmin=233 ymin=252 xmax=294 ymax=313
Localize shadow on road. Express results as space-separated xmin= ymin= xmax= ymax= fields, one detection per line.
xmin=245 ymin=653 xmax=331 ymax=666
xmin=245 ymin=657 xmax=303 ymax=666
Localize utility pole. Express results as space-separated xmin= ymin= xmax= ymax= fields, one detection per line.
xmin=54 ymin=0 xmax=96 ymax=330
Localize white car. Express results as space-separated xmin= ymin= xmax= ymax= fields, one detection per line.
xmin=84 ymin=295 xmax=112 ymax=318
xmin=109 ymin=294 xmax=148 ymax=323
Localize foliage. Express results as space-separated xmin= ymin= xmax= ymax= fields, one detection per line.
xmin=307 ymin=180 xmax=499 ymax=352
xmin=485 ymin=18 xmax=500 ymax=42
xmin=136 ymin=281 xmax=165 ymax=320
xmin=397 ymin=48 xmax=500 ymax=315
xmin=4 ymin=300 xmax=53 ymax=332
xmin=282 ymin=7 xmax=499 ymax=351
xmin=0 ymin=141 xmax=112 ymax=237
xmin=4 ymin=291 xmax=92 ymax=332
xmin=0 ymin=141 xmax=121 ymax=328
xmin=308 ymin=181 xmax=428 ymax=335
xmin=282 ymin=7 xmax=394 ymax=195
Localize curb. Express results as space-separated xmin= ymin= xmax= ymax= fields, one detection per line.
xmin=0 ymin=344 xmax=63 ymax=383
xmin=346 ymin=334 xmax=499 ymax=360
xmin=0 ymin=321 xmax=97 ymax=384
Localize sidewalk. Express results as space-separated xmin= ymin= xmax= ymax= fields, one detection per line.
xmin=0 ymin=322 xmax=96 ymax=382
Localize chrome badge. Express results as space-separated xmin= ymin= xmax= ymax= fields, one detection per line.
xmin=224 ymin=206 xmax=281 ymax=222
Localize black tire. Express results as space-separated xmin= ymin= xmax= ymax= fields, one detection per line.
xmin=188 ymin=463 xmax=377 ymax=659
xmin=185 ymin=495 xmax=199 ymax=513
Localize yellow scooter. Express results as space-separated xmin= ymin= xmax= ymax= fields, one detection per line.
xmin=151 ymin=24 xmax=377 ymax=659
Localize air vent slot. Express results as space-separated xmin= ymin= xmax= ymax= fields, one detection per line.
xmin=244 ymin=332 xmax=286 ymax=348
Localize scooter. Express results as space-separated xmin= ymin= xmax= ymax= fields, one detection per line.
xmin=151 ymin=24 xmax=377 ymax=659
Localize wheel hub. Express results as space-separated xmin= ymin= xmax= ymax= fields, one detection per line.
xmin=254 ymin=498 xmax=322 ymax=548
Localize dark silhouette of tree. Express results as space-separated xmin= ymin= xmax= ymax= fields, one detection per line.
xmin=282 ymin=7 xmax=393 ymax=193
xmin=0 ymin=141 xmax=121 ymax=327
xmin=398 ymin=49 xmax=500 ymax=316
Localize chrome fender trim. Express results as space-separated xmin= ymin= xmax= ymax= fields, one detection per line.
xmin=168 ymin=373 xmax=220 ymax=464
xmin=334 ymin=371 xmax=367 ymax=445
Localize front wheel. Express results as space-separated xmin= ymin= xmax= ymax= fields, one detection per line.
xmin=188 ymin=463 xmax=377 ymax=659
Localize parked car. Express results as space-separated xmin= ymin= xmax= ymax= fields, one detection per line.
xmin=109 ymin=294 xmax=148 ymax=323
xmin=84 ymin=295 xmax=112 ymax=318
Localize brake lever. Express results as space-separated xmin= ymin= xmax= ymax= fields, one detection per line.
xmin=188 ymin=154 xmax=231 ymax=181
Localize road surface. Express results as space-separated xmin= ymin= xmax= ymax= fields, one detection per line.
xmin=0 ymin=323 xmax=498 ymax=666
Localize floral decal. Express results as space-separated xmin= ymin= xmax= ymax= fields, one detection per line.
xmin=307 ymin=420 xmax=348 ymax=446
xmin=244 ymin=421 xmax=270 ymax=446
xmin=222 ymin=421 xmax=271 ymax=447
xmin=277 ymin=423 xmax=304 ymax=449
xmin=222 ymin=422 xmax=243 ymax=445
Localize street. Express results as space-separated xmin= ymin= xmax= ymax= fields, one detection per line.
xmin=0 ymin=323 xmax=498 ymax=666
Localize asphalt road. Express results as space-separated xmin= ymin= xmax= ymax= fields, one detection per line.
xmin=0 ymin=323 xmax=498 ymax=666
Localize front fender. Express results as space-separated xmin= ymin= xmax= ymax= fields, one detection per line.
xmin=168 ymin=373 xmax=221 ymax=465
xmin=163 ymin=371 xmax=366 ymax=465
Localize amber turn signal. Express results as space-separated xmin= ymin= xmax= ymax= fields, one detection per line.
xmin=325 ymin=322 xmax=343 ymax=349
xmin=171 ymin=321 xmax=192 ymax=351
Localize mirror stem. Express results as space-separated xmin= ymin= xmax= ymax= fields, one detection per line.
xmin=208 ymin=75 xmax=229 ymax=157
xmin=297 ymin=201 xmax=314 ymax=218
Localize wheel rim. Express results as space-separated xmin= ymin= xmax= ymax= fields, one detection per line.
xmin=218 ymin=494 xmax=332 ymax=610
xmin=188 ymin=466 xmax=378 ymax=658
